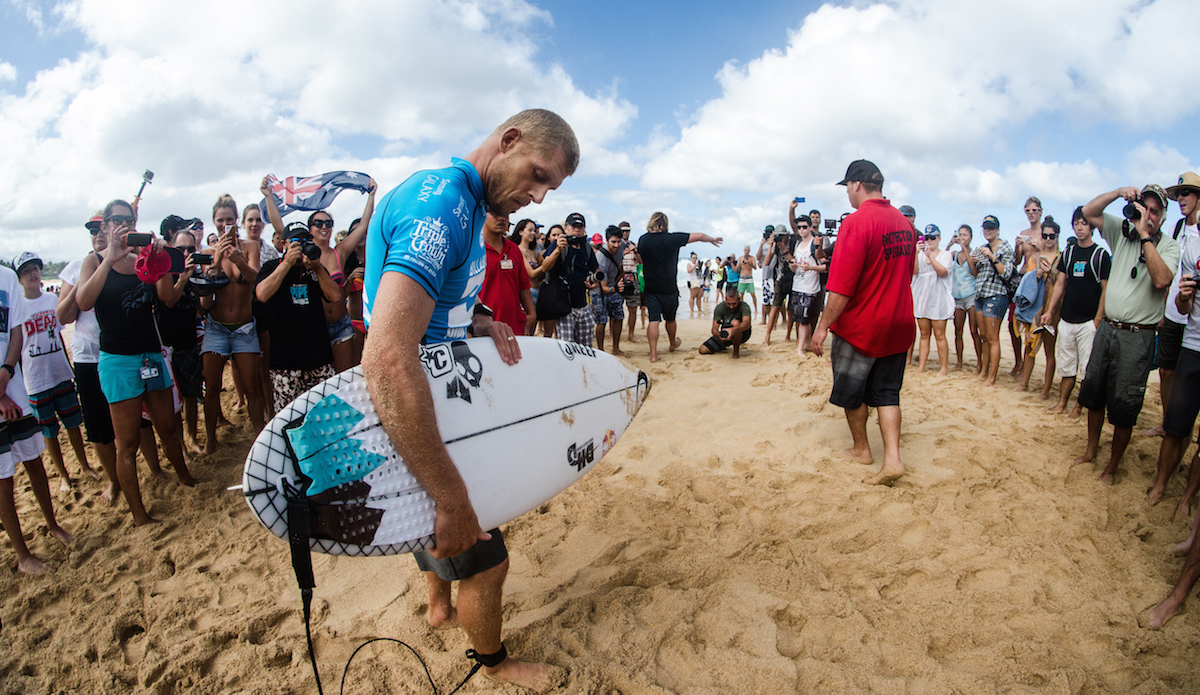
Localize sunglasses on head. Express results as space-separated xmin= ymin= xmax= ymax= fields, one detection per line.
xmin=310 ymin=219 xmax=334 ymax=229
xmin=106 ymin=214 xmax=135 ymax=225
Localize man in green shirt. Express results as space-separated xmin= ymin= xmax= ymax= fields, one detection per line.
xmin=699 ymin=285 xmax=752 ymax=359
xmin=1075 ymin=184 xmax=1180 ymax=485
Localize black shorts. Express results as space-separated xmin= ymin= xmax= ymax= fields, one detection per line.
xmin=413 ymin=528 xmax=507 ymax=582
xmin=792 ymin=292 xmax=818 ymax=325
xmin=829 ymin=335 xmax=906 ymax=409
xmin=1077 ymin=321 xmax=1155 ymax=428
xmin=771 ymin=278 xmax=792 ymax=308
xmin=644 ymin=293 xmax=679 ymax=323
xmin=170 ymin=344 xmax=204 ymax=400
xmin=1163 ymin=347 xmax=1200 ymax=441
xmin=73 ymin=362 xmax=115 ymax=445
xmin=702 ymin=327 xmax=752 ymax=353
xmin=1156 ymin=319 xmax=1186 ymax=370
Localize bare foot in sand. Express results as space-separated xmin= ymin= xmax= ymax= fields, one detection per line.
xmin=612 ymin=349 xmax=629 ymax=358
xmin=58 ymin=479 xmax=72 ymax=493
xmin=936 ymin=369 xmax=948 ymax=377
xmin=101 ymin=483 xmax=120 ymax=506
xmin=485 ymin=658 xmax=566 ymax=693
xmin=202 ymin=441 xmax=217 ymax=457
xmin=132 ymin=514 xmax=161 ymax=527
xmin=1011 ymin=383 xmax=1027 ymax=393
xmin=1171 ymin=538 xmax=1192 ymax=556
xmin=50 ymin=525 xmax=74 ymax=546
xmin=1072 ymin=448 xmax=1096 ymax=466
xmin=1045 ymin=403 xmax=1066 ymax=414
xmin=426 ymin=603 xmax=457 ymax=629
xmin=1099 ymin=471 xmax=1114 ymax=485
xmin=1173 ymin=500 xmax=1193 ymax=523
xmin=151 ymin=469 xmax=172 ymax=482
xmin=668 ymin=338 xmax=682 ymax=352
xmin=84 ymin=469 xmax=103 ymax=481
xmin=1144 ymin=425 xmax=1165 ymax=437
xmin=865 ymin=464 xmax=903 ymax=486
xmin=841 ymin=447 xmax=873 ymax=465
xmin=1140 ymin=599 xmax=1183 ymax=630
xmin=648 ymin=355 xmax=661 ymax=363
xmin=176 ymin=471 xmax=198 ymax=487
xmin=1148 ymin=486 xmax=1166 ymax=507
xmin=17 ymin=555 xmax=49 ymax=576
xmin=731 ymin=346 xmax=741 ymax=359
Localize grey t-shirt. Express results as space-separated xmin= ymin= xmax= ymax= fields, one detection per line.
xmin=591 ymin=247 xmax=622 ymax=301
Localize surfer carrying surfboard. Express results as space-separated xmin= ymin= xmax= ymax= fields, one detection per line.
xmin=361 ymin=109 xmax=579 ymax=692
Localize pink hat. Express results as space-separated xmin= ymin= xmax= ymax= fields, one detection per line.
xmin=590 ymin=233 xmax=602 ymax=246
xmin=134 ymin=246 xmax=185 ymax=283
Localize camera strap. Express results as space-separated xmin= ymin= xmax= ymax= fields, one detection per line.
xmin=1174 ymin=218 xmax=1185 ymax=242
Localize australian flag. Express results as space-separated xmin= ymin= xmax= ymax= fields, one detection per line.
xmin=258 ymin=171 xmax=371 ymax=218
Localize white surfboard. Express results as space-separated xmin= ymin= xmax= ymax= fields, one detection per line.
xmin=242 ymin=337 xmax=649 ymax=556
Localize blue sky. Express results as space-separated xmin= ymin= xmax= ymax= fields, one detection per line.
xmin=1 ymin=0 xmax=1196 ymax=265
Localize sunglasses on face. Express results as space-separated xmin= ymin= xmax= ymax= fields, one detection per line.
xmin=178 ymin=246 xmax=197 ymax=254
xmin=310 ymin=219 xmax=334 ymax=229
xmin=1042 ymin=233 xmax=1058 ymax=239
xmin=88 ymin=227 xmax=102 ymax=236
xmin=106 ymin=214 xmax=136 ymax=225
xmin=1025 ymin=208 xmax=1041 ymax=214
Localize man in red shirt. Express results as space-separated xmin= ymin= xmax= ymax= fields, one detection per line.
xmin=811 ymin=160 xmax=917 ymax=485
xmin=479 ymin=213 xmax=535 ymax=336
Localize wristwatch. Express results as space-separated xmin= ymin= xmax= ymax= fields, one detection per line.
xmin=0 ymin=364 xmax=13 ymax=377
xmin=1140 ymin=237 xmax=1154 ymax=245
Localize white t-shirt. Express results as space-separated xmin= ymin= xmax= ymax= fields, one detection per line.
xmin=791 ymin=237 xmax=822 ymax=295
xmin=1178 ymin=229 xmax=1200 ymax=353
xmin=14 ymin=292 xmax=74 ymax=395
xmin=0 ymin=268 xmax=32 ymax=421
xmin=1166 ymin=221 xmax=1198 ymax=325
xmin=59 ymin=257 xmax=101 ymax=364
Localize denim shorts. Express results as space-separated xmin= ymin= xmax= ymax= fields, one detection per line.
xmin=974 ymin=294 xmax=1008 ymax=320
xmin=202 ymin=318 xmax=260 ymax=357
xmin=327 ymin=314 xmax=354 ymax=345
xmin=98 ymin=351 xmax=174 ymax=404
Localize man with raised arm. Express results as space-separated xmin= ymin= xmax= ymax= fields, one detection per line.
xmin=361 ymin=109 xmax=578 ymax=692
xmin=811 ymin=160 xmax=916 ymax=485
xmin=1074 ymin=184 xmax=1178 ymax=488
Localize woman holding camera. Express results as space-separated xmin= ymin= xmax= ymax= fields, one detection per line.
xmin=261 ymin=176 xmax=375 ymax=374
xmin=911 ymin=224 xmax=954 ymax=375
xmin=969 ymin=215 xmax=1016 ymax=387
xmin=532 ymin=224 xmax=567 ymax=338
xmin=75 ymin=200 xmax=196 ymax=525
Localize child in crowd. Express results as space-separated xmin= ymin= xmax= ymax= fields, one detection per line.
xmin=1 ymin=259 xmax=74 ymax=575
xmin=12 ymin=253 xmax=97 ymax=490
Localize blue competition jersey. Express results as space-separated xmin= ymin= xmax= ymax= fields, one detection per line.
xmin=364 ymin=158 xmax=487 ymax=342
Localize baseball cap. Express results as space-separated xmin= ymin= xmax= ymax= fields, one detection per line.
xmin=566 ymin=212 xmax=586 ymax=227
xmin=590 ymin=233 xmax=603 ymax=246
xmin=85 ymin=210 xmax=104 ymax=231
xmin=618 ymin=221 xmax=631 ymax=231
xmin=923 ymin=224 xmax=940 ymax=237
xmin=12 ymin=251 xmax=42 ymax=275
xmin=134 ymin=246 xmax=186 ymax=284
xmin=285 ymin=222 xmax=313 ymax=241
xmin=1142 ymin=184 xmax=1169 ymax=210
xmin=981 ymin=215 xmax=1000 ymax=230
xmin=1166 ymin=172 xmax=1200 ymax=201
xmin=764 ymin=225 xmax=775 ymax=232
xmin=837 ymin=159 xmax=884 ymax=187
xmin=899 ymin=205 xmax=916 ymax=218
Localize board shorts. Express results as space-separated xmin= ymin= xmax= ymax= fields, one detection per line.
xmin=791 ymin=291 xmax=818 ymax=325
xmin=202 ymin=318 xmax=260 ymax=357
xmin=1156 ymin=319 xmax=1186 ymax=371
xmin=98 ymin=351 xmax=173 ymax=404
xmin=762 ymin=280 xmax=774 ymax=307
xmin=0 ymin=416 xmax=44 ymax=479
xmin=270 ymin=365 xmax=336 ymax=412
xmin=1056 ymin=320 xmax=1098 ymax=379
xmin=555 ymin=306 xmax=595 ymax=348
xmin=622 ymin=291 xmax=642 ymax=309
xmin=414 ymin=528 xmax=507 ymax=582
xmin=29 ymin=380 xmax=84 ymax=438
xmin=644 ymin=293 xmax=679 ymax=323
xmin=954 ymin=295 xmax=975 ymax=312
xmin=327 ymin=314 xmax=354 ymax=346
xmin=829 ymin=335 xmax=905 ymax=410
xmin=975 ymin=294 xmax=1008 ymax=320
xmin=771 ymin=278 xmax=792 ymax=308
xmin=591 ymin=292 xmax=625 ymax=323
xmin=702 ymin=326 xmax=752 ymax=354
xmin=1163 ymin=347 xmax=1200 ymax=442
xmin=1076 ymin=321 xmax=1155 ymax=428
xmin=170 ymin=344 xmax=204 ymax=400
xmin=738 ymin=281 xmax=755 ymax=294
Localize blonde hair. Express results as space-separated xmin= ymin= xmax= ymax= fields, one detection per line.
xmin=492 ymin=109 xmax=580 ymax=176
xmin=647 ymin=212 xmax=669 ymax=233
xmin=213 ymin=194 xmax=238 ymax=221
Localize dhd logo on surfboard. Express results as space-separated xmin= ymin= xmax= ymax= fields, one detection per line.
xmin=567 ymin=439 xmax=594 ymax=471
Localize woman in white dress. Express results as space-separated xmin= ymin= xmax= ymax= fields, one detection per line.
xmin=911 ymin=224 xmax=955 ymax=375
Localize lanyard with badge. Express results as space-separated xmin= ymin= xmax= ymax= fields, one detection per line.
xmin=140 ymin=356 xmax=160 ymax=381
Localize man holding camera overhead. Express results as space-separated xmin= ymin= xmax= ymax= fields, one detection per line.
xmin=1075 ymin=184 xmax=1179 ymax=486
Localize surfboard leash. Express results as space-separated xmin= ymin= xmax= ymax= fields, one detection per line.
xmin=281 ymin=475 xmax=503 ymax=695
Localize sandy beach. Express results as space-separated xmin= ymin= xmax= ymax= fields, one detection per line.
xmin=2 ymin=312 xmax=1199 ymax=694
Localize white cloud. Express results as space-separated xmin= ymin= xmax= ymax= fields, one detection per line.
xmin=641 ymin=0 xmax=1198 ymax=196
xmin=1123 ymin=142 xmax=1197 ymax=189
xmin=0 ymin=62 xmax=15 ymax=82
xmin=0 ymin=0 xmax=635 ymax=261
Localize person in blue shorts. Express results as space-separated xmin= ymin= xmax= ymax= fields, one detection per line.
xmin=362 ymin=109 xmax=578 ymax=692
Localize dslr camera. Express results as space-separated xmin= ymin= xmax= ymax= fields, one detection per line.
xmin=587 ymin=270 xmax=605 ymax=284
xmin=1121 ymin=196 xmax=1143 ymax=241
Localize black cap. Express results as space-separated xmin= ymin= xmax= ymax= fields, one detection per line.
xmin=837 ymin=159 xmax=884 ymax=187
xmin=981 ymin=215 xmax=1000 ymax=230
xmin=160 ymin=214 xmax=186 ymax=239
xmin=285 ymin=222 xmax=314 ymax=241
xmin=566 ymin=212 xmax=586 ymax=227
